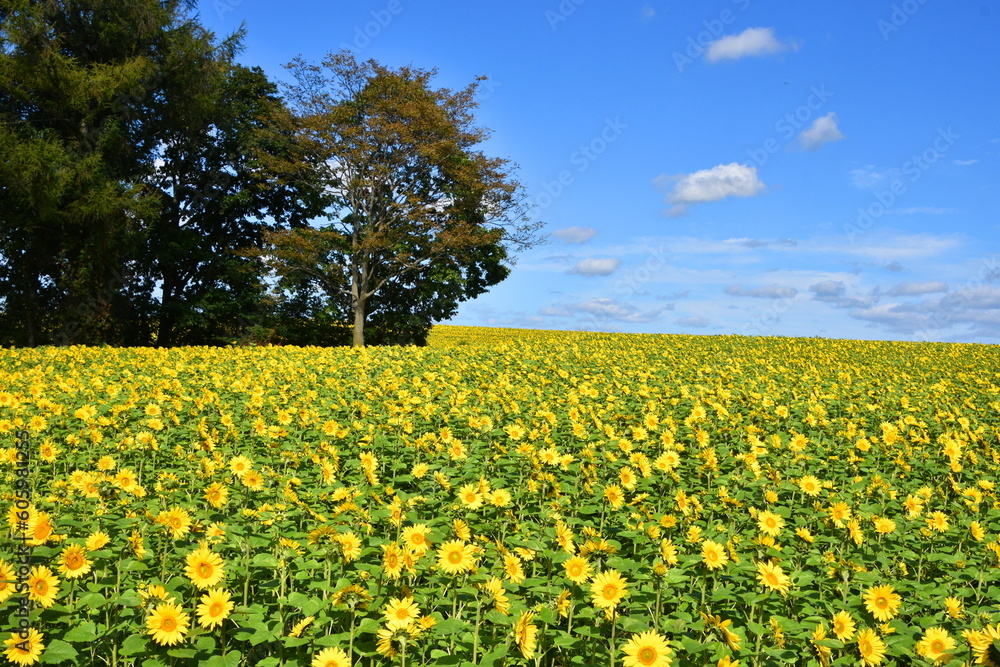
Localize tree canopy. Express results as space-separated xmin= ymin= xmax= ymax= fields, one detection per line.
xmin=256 ymin=51 xmax=541 ymax=347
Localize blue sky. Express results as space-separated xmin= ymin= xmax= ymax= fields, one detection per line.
xmin=198 ymin=0 xmax=1000 ymax=343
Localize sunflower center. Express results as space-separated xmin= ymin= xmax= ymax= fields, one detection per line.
xmin=67 ymin=554 xmax=82 ymax=568
xmin=34 ymin=581 xmax=48 ymax=595
xmin=602 ymin=584 xmax=618 ymax=599
xmin=198 ymin=563 xmax=213 ymax=577
xmin=875 ymin=597 xmax=888 ymax=609
xmin=638 ymin=647 xmax=657 ymax=665
xmin=448 ymin=551 xmax=462 ymax=564
xmin=396 ymin=609 xmax=409 ymax=619
xmin=930 ymin=640 xmax=945 ymax=653
xmin=161 ymin=617 xmax=176 ymax=632
xmin=210 ymin=603 xmax=223 ymax=616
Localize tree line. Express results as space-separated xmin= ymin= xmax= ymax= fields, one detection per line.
xmin=0 ymin=0 xmax=540 ymax=347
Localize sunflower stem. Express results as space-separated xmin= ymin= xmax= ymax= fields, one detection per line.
xmin=609 ymin=607 xmax=617 ymax=667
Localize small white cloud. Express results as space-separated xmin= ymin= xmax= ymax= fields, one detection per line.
xmin=887 ymin=281 xmax=949 ymax=296
xmin=885 ymin=207 xmax=958 ymax=215
xmin=849 ymin=165 xmax=898 ymax=189
xmin=550 ymin=226 xmax=597 ymax=243
xmin=569 ymin=298 xmax=664 ymax=323
xmin=569 ymin=257 xmax=621 ymax=276
xmin=799 ymin=112 xmax=844 ymax=151
xmin=677 ymin=316 xmax=710 ymax=327
xmin=953 ymin=159 xmax=978 ymax=165
xmin=725 ymin=284 xmax=798 ymax=299
xmin=706 ymin=27 xmax=789 ymax=63
xmin=640 ymin=5 xmax=656 ymax=19
xmin=656 ymin=163 xmax=765 ymax=216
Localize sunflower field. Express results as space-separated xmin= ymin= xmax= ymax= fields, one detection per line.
xmin=1 ymin=325 xmax=1000 ymax=667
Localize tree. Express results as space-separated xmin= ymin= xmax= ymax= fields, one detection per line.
xmin=0 ymin=0 xmax=302 ymax=346
xmin=142 ymin=62 xmax=313 ymax=346
xmin=259 ymin=51 xmax=541 ymax=347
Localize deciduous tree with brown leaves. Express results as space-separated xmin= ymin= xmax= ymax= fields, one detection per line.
xmin=257 ymin=51 xmax=542 ymax=347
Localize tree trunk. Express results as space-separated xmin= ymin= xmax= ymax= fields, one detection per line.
xmin=352 ymin=293 xmax=366 ymax=347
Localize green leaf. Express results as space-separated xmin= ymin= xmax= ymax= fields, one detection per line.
xmin=252 ymin=553 xmax=280 ymax=567
xmin=203 ymin=652 xmax=244 ymax=667
xmin=39 ymin=639 xmax=78 ymax=664
xmin=63 ymin=621 xmax=98 ymax=642
xmin=76 ymin=592 xmax=108 ymax=609
xmin=166 ymin=648 xmax=198 ymax=659
xmin=120 ymin=634 xmax=148 ymax=656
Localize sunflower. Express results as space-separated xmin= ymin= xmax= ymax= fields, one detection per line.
xmin=831 ymin=611 xmax=857 ymax=641
xmin=147 ymin=602 xmax=190 ymax=646
xmin=383 ymin=597 xmax=420 ymax=630
xmin=56 ymin=544 xmax=92 ymax=579
xmin=590 ymin=569 xmax=628 ymax=610
xmin=229 ymin=455 xmax=252 ymax=477
xmin=456 ymin=484 xmax=483 ymax=509
xmin=856 ymin=628 xmax=886 ymax=666
xmin=514 ymin=610 xmax=538 ymax=659
xmin=503 ymin=554 xmax=525 ymax=584
xmin=240 ymin=470 xmax=265 ymax=491
xmin=604 ymin=485 xmax=626 ymax=509
xmin=966 ymin=624 xmax=1000 ymax=667
xmin=27 ymin=566 xmax=60 ymax=608
xmin=402 ymin=524 xmax=432 ymax=554
xmin=85 ymin=531 xmax=111 ymax=551
xmin=563 ymin=555 xmax=591 ymax=584
xmin=756 ymin=561 xmax=791 ymax=596
xmin=0 ymin=560 xmax=14 ymax=603
xmin=157 ymin=506 xmax=192 ymax=540
xmin=336 ymin=532 xmax=362 ymax=562
xmin=872 ymin=517 xmax=895 ymax=535
xmin=700 ymin=540 xmax=728 ymax=570
xmin=482 ymin=577 xmax=510 ymax=615
xmin=916 ymin=627 xmax=956 ymax=665
xmin=828 ymin=501 xmax=852 ymax=526
xmin=926 ymin=511 xmax=949 ymax=533
xmin=863 ymin=584 xmax=901 ymax=622
xmin=970 ymin=520 xmax=986 ymax=542
xmin=185 ymin=546 xmax=226 ymax=589
xmin=798 ymin=475 xmax=822 ymax=496
xmin=312 ymin=646 xmax=352 ymax=667
xmin=489 ymin=488 xmax=512 ymax=507
xmin=381 ymin=542 xmax=404 ymax=580
xmin=756 ymin=510 xmax=784 ymax=536
xmin=943 ymin=597 xmax=964 ymax=619
xmin=3 ymin=628 xmax=44 ymax=666
xmin=436 ymin=540 xmax=476 ymax=575
xmin=204 ymin=482 xmax=229 ymax=509
xmin=197 ymin=588 xmax=234 ymax=629
xmin=847 ymin=520 xmax=864 ymax=545
xmin=621 ymin=629 xmax=673 ymax=667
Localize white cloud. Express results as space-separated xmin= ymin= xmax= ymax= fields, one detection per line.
xmin=656 ymin=163 xmax=765 ymax=215
xmin=953 ymin=159 xmax=978 ymax=166
xmin=799 ymin=112 xmax=844 ymax=151
xmin=569 ymin=257 xmax=621 ymax=276
xmin=568 ymin=298 xmax=665 ymax=323
xmin=887 ymin=281 xmax=949 ymax=296
xmin=849 ymin=165 xmax=899 ymax=189
xmin=677 ymin=316 xmax=710 ymax=327
xmin=550 ymin=226 xmax=597 ymax=243
xmin=706 ymin=27 xmax=789 ymax=63
xmin=725 ymin=284 xmax=798 ymax=299
xmin=885 ymin=207 xmax=959 ymax=215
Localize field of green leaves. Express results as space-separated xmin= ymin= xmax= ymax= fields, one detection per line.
xmin=2 ymin=326 xmax=999 ymax=667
